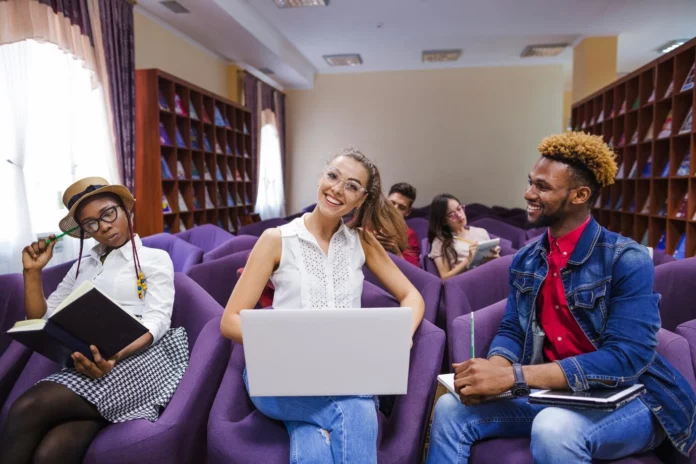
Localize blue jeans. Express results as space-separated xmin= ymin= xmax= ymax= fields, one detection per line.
xmin=426 ymin=394 xmax=666 ymax=463
xmin=243 ymin=369 xmax=378 ymax=463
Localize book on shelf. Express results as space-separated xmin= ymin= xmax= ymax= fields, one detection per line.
xmin=642 ymin=155 xmax=652 ymax=177
xmin=158 ymin=90 xmax=169 ymax=111
xmin=640 ymin=196 xmax=650 ymax=214
xmin=174 ymin=94 xmax=187 ymax=116
xmin=204 ymin=164 xmax=212 ymax=181
xmin=237 ymin=192 xmax=243 ymax=206
xmin=218 ymin=219 xmax=224 ymax=229
xmin=179 ymin=219 xmax=187 ymax=232
xmin=660 ymin=159 xmax=670 ymax=177
xmin=647 ymin=87 xmax=656 ymax=104
xmin=674 ymin=234 xmax=687 ymax=260
xmin=631 ymin=96 xmax=640 ymax=111
xmin=617 ymin=132 xmax=626 ymax=147
xmin=159 ymin=122 xmax=172 ymax=146
xmin=175 ymin=126 xmax=187 ymax=148
xmin=628 ymin=199 xmax=635 ymax=213
xmin=630 ymin=130 xmax=639 ymax=145
xmin=7 ymin=281 xmax=149 ymax=366
xmin=656 ymin=233 xmax=667 ymax=251
xmin=658 ymin=110 xmax=673 ymax=139
xmin=243 ymin=121 xmax=249 ymax=134
xmin=675 ymin=193 xmax=689 ymax=218
xmin=677 ymin=150 xmax=692 ymax=176
xmin=618 ymin=100 xmax=626 ymax=115
xmin=644 ymin=121 xmax=654 ymax=142
xmin=162 ymin=194 xmax=172 ymax=214
xmin=227 ymin=191 xmax=235 ymax=206
xmin=604 ymin=196 xmax=612 ymax=209
xmin=664 ymin=81 xmax=674 ymax=99
xmin=228 ymin=216 xmax=235 ymax=233
xmin=189 ymin=102 xmax=199 ymax=120
xmin=682 ymin=64 xmax=695 ymax=92
xmin=640 ymin=230 xmax=649 ymax=246
xmin=609 ymin=107 xmax=615 ymax=119
xmin=178 ymin=190 xmax=188 ymax=212
xmin=657 ymin=198 xmax=668 ymax=217
xmin=216 ymin=189 xmax=224 ymax=207
xmin=597 ymin=110 xmax=604 ymax=123
xmin=216 ymin=165 xmax=224 ymax=181
xmin=680 ymin=108 xmax=693 ymax=134
xmin=191 ymin=163 xmax=200 ymax=180
xmin=245 ymin=192 xmax=251 ymax=205
xmin=226 ymin=142 xmax=233 ymax=155
xmin=244 ymin=171 xmax=251 ymax=182
xmin=161 ymin=156 xmax=173 ymax=179
xmin=163 ymin=222 xmax=170 ymax=233
xmin=215 ymin=141 xmax=223 ymax=154
xmin=615 ymin=195 xmax=623 ymax=209
xmin=192 ymin=195 xmax=201 ymax=210
xmin=214 ymin=106 xmax=226 ymax=127
xmin=202 ymin=107 xmax=211 ymax=124
xmin=176 ymin=160 xmax=186 ymax=179
xmin=244 ymin=151 xmax=251 ymax=159
xmin=235 ymin=145 xmax=241 ymax=156
xmin=204 ymin=189 xmax=215 ymax=208
xmin=191 ymin=127 xmax=200 ymax=150
xmin=628 ymin=161 xmax=638 ymax=178
xmin=594 ymin=195 xmax=602 ymax=209
xmin=589 ymin=116 xmax=595 ymax=126
xmin=235 ymin=168 xmax=243 ymax=181
xmin=607 ymin=136 xmax=614 ymax=148
xmin=224 ymin=114 xmax=231 ymax=129
xmin=203 ymin=133 xmax=212 ymax=152
xmin=226 ymin=165 xmax=234 ymax=181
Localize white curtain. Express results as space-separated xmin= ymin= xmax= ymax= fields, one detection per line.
xmin=254 ymin=109 xmax=286 ymax=220
xmin=0 ymin=40 xmax=119 ymax=274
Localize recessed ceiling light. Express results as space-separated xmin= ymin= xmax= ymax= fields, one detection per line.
xmin=160 ymin=1 xmax=189 ymax=14
xmin=259 ymin=67 xmax=275 ymax=75
xmin=656 ymin=39 xmax=689 ymax=54
xmin=422 ymin=49 xmax=462 ymax=63
xmin=521 ymin=43 xmax=569 ymax=58
xmin=323 ymin=54 xmax=362 ymax=67
xmin=273 ymin=0 xmax=328 ymax=7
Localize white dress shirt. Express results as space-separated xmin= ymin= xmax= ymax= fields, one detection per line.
xmin=270 ymin=215 xmax=365 ymax=310
xmin=44 ymin=235 xmax=175 ymax=343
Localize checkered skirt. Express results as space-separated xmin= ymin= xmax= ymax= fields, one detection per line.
xmin=38 ymin=327 xmax=189 ymax=423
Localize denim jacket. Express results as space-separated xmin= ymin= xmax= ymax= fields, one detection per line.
xmin=488 ymin=216 xmax=696 ymax=455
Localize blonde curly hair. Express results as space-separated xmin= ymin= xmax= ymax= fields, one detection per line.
xmin=538 ymin=132 xmax=618 ymax=188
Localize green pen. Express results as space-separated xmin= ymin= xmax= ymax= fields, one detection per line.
xmin=470 ymin=311 xmax=475 ymax=359
xmin=45 ymin=226 xmax=79 ymax=245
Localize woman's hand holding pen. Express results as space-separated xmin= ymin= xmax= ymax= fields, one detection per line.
xmin=22 ymin=235 xmax=57 ymax=272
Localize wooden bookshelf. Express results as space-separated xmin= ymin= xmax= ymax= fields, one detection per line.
xmin=572 ymin=38 xmax=695 ymax=259
xmin=134 ymin=69 xmax=255 ymax=236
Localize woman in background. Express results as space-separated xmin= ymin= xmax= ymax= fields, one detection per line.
xmin=428 ymin=194 xmax=500 ymax=280
xmin=220 ymin=148 xmax=425 ymax=463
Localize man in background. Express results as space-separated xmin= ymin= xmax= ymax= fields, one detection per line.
xmin=377 ymin=182 xmax=421 ymax=267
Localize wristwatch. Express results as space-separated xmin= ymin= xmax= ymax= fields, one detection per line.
xmin=511 ymin=363 xmax=530 ymax=397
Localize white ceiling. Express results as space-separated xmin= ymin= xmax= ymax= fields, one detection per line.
xmin=137 ymin=0 xmax=696 ymax=90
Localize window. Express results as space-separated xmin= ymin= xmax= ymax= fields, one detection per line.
xmin=254 ymin=109 xmax=286 ymax=220
xmin=0 ymin=40 xmax=119 ymax=274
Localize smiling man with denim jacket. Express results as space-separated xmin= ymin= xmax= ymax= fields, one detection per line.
xmin=426 ymin=132 xmax=696 ymax=463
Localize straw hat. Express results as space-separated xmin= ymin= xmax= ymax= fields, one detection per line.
xmin=58 ymin=177 xmax=135 ymax=238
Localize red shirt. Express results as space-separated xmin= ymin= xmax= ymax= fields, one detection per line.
xmin=402 ymin=228 xmax=422 ymax=268
xmin=538 ymin=216 xmax=596 ymax=361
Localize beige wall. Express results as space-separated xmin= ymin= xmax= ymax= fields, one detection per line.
xmin=286 ymin=65 xmax=564 ymax=212
xmin=134 ymin=11 xmax=229 ymax=98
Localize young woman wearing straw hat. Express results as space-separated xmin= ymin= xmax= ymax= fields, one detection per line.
xmin=0 ymin=177 xmax=188 ymax=463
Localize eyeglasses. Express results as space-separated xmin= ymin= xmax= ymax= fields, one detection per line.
xmin=447 ymin=204 xmax=466 ymax=220
xmin=322 ymin=167 xmax=367 ymax=197
xmin=80 ymin=205 xmax=120 ymax=233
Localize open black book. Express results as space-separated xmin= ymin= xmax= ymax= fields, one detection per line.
xmin=7 ymin=281 xmax=149 ymax=366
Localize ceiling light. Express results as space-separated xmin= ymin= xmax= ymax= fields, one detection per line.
xmin=521 ymin=43 xmax=569 ymax=58
xmin=323 ymin=54 xmax=362 ymax=67
xmin=160 ymin=1 xmax=189 ymax=14
xmin=656 ymin=39 xmax=689 ymax=54
xmin=273 ymin=0 xmax=328 ymax=7
xmin=422 ymin=49 xmax=462 ymax=63
xmin=259 ymin=68 xmax=275 ymax=75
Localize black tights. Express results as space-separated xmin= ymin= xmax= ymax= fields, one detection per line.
xmin=0 ymin=381 xmax=107 ymax=464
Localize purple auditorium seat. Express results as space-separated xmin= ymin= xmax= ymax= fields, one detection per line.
xmin=237 ymin=218 xmax=288 ymax=237
xmin=450 ymin=301 xmax=695 ymax=464
xmin=363 ymin=252 xmax=442 ymax=323
xmin=654 ymin=257 xmax=696 ymax=332
xmin=653 ymin=249 xmax=677 ymax=266
xmin=202 ymin=235 xmax=258 ymax=263
xmin=301 ymin=203 xmax=316 ymax=213
xmin=421 ymin=238 xmax=440 ymax=277
xmin=409 ymin=205 xmax=431 ymax=219
xmin=0 ymin=260 xmax=75 ymax=409
xmin=207 ymin=281 xmax=446 ymax=464
xmin=142 ymin=233 xmax=204 ymax=273
xmin=406 ymin=217 xmax=429 ymax=244
xmin=442 ymin=255 xmax=512 ymax=364
xmin=0 ymin=273 xmax=230 ymax=463
xmin=525 ymin=227 xmax=546 ymax=240
xmin=469 ymin=217 xmax=527 ymax=249
xmin=175 ymin=224 xmax=234 ymax=254
xmin=186 ymin=250 xmax=250 ymax=308
xmin=283 ymin=211 xmax=304 ymax=221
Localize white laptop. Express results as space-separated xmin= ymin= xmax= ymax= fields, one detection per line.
xmin=241 ymin=307 xmax=412 ymax=397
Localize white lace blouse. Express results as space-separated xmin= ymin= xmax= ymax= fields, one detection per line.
xmin=270 ymin=214 xmax=365 ymax=309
